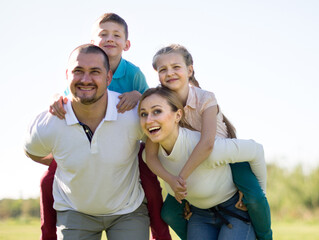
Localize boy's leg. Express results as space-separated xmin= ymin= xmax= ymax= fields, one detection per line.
xmin=230 ymin=162 xmax=273 ymax=240
xmin=40 ymin=159 xmax=57 ymax=240
xmin=106 ymin=200 xmax=150 ymax=240
xmin=138 ymin=143 xmax=172 ymax=240
xmin=161 ymin=194 xmax=188 ymax=240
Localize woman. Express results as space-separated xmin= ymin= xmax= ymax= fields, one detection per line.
xmin=138 ymin=86 xmax=261 ymax=240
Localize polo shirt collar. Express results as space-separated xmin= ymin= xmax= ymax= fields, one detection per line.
xmin=112 ymin=58 xmax=125 ymax=79
xmin=64 ymin=90 xmax=118 ymax=125
xmin=185 ymin=85 xmax=197 ymax=109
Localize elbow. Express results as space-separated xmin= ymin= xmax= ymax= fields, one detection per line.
xmin=202 ymin=139 xmax=215 ymax=153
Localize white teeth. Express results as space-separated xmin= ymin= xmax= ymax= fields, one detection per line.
xmin=149 ymin=127 xmax=160 ymax=131
xmin=79 ymin=87 xmax=94 ymax=90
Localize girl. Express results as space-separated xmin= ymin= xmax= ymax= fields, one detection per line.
xmin=145 ymin=44 xmax=272 ymax=240
xmin=139 ymin=86 xmax=260 ymax=239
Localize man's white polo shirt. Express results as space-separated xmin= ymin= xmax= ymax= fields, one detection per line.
xmin=24 ymin=90 xmax=145 ymax=216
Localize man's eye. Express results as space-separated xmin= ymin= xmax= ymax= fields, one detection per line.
xmin=154 ymin=110 xmax=161 ymax=115
xmin=74 ymin=70 xmax=83 ymax=74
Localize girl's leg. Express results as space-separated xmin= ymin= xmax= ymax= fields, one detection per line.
xmin=138 ymin=143 xmax=172 ymax=240
xmin=40 ymin=159 xmax=57 ymax=240
xmin=230 ymin=162 xmax=273 ymax=240
xmin=161 ymin=194 xmax=188 ymax=240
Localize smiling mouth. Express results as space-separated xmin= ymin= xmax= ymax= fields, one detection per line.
xmin=166 ymin=78 xmax=178 ymax=83
xmin=76 ymin=85 xmax=96 ymax=91
xmin=148 ymin=126 xmax=161 ymax=134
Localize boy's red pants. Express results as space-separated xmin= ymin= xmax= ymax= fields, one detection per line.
xmin=39 ymin=143 xmax=171 ymax=240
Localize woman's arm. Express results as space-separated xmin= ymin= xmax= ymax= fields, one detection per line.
xmin=206 ymin=138 xmax=267 ymax=193
xmin=178 ymin=106 xmax=218 ymax=180
xmin=145 ymin=138 xmax=187 ymax=202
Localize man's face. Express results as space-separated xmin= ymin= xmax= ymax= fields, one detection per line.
xmin=91 ymin=21 xmax=130 ymax=59
xmin=67 ymin=52 xmax=112 ymax=105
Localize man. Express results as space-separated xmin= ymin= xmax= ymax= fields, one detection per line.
xmin=24 ymin=44 xmax=150 ymax=240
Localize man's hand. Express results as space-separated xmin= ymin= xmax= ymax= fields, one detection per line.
xmin=117 ymin=91 xmax=141 ymax=113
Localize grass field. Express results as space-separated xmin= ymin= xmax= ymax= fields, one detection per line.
xmin=0 ymin=218 xmax=318 ymax=240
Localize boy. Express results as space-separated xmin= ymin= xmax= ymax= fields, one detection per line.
xmin=41 ymin=13 xmax=171 ymax=240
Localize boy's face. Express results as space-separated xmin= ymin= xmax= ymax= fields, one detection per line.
xmin=91 ymin=21 xmax=130 ymax=60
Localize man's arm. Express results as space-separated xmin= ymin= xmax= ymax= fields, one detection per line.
xmin=24 ymin=151 xmax=54 ymax=166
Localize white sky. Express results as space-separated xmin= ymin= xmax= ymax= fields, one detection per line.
xmin=0 ymin=0 xmax=318 ymax=199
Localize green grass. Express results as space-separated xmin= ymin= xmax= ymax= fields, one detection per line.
xmin=1 ymin=218 xmax=318 ymax=240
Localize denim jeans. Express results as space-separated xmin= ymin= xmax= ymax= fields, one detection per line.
xmin=187 ymin=193 xmax=255 ymax=240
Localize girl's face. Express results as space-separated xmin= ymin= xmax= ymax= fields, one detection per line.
xmin=155 ymin=53 xmax=193 ymax=92
xmin=139 ymin=94 xmax=182 ymax=152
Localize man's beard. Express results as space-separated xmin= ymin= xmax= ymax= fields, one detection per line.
xmin=78 ymin=92 xmax=105 ymax=105
xmin=74 ymin=83 xmax=105 ymax=105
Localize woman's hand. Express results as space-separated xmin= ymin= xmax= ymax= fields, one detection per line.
xmin=49 ymin=95 xmax=68 ymax=119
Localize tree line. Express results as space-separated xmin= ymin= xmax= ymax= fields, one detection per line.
xmin=0 ymin=163 xmax=318 ymax=220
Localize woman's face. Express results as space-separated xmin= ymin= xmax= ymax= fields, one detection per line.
xmin=139 ymin=94 xmax=181 ymax=150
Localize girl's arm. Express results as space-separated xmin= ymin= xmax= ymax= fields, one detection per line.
xmin=179 ymin=105 xmax=218 ymax=180
xmin=145 ymin=138 xmax=187 ymax=202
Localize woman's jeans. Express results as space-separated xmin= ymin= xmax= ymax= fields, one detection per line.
xmin=187 ymin=192 xmax=255 ymax=240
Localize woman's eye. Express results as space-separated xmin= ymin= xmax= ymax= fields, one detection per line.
xmin=154 ymin=109 xmax=161 ymax=115
xmin=140 ymin=112 xmax=147 ymax=117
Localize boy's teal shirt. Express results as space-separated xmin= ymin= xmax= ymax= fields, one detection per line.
xmin=64 ymin=58 xmax=148 ymax=96
xmin=108 ymin=58 xmax=149 ymax=94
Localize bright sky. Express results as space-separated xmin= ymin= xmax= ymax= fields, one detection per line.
xmin=1 ymin=0 xmax=318 ymax=199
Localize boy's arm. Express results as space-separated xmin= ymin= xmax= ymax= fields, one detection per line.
xmin=24 ymin=151 xmax=54 ymax=166
xmin=116 ymin=91 xmax=141 ymax=113
xmin=178 ymin=106 xmax=218 ymax=180
xmin=49 ymin=95 xmax=68 ymax=119
xmin=145 ymin=138 xmax=187 ymax=203
xmin=116 ymin=70 xmax=148 ymax=113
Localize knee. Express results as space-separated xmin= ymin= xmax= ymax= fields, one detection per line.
xmin=244 ymin=190 xmax=266 ymax=204
xmin=161 ymin=204 xmax=175 ymax=225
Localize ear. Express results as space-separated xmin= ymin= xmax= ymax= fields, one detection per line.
xmin=123 ymin=40 xmax=131 ymax=51
xmin=66 ymin=69 xmax=69 ymax=80
xmin=106 ymin=70 xmax=113 ymax=86
xmin=175 ymin=109 xmax=183 ymax=124
xmin=90 ymin=39 xmax=95 ymax=44
xmin=187 ymin=65 xmax=194 ymax=78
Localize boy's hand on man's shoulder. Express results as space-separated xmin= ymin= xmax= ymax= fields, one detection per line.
xmin=117 ymin=91 xmax=142 ymax=113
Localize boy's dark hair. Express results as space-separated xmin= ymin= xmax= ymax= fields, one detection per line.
xmin=97 ymin=13 xmax=129 ymax=40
